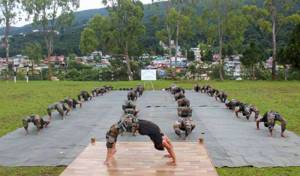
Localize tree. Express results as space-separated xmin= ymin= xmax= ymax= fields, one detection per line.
xmin=79 ymin=15 xmax=112 ymax=55
xmin=154 ymin=0 xmax=195 ymax=77
xmin=23 ymin=42 xmax=43 ymax=74
xmin=102 ymin=0 xmax=145 ymax=81
xmin=241 ymin=42 xmax=264 ymax=80
xmin=199 ymin=0 xmax=248 ymax=80
xmin=80 ymin=28 xmax=98 ymax=54
xmin=22 ymin=0 xmax=79 ymax=79
xmin=243 ymin=1 xmax=300 ymax=80
xmin=279 ymin=24 xmax=300 ymax=70
xmin=0 ymin=0 xmax=20 ymax=69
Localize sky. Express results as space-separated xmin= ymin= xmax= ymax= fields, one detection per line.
xmin=13 ymin=0 xmax=156 ymax=27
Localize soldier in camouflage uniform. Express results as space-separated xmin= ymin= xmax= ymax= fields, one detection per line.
xmin=135 ymin=85 xmax=144 ymax=97
xmin=47 ymin=101 xmax=70 ymax=120
xmin=225 ymin=99 xmax=242 ymax=110
xmin=122 ymin=100 xmax=139 ymax=116
xmin=215 ymin=91 xmax=228 ymax=103
xmin=207 ymin=87 xmax=217 ymax=97
xmin=64 ymin=97 xmax=82 ymax=109
xmin=177 ymin=98 xmax=190 ymax=107
xmin=174 ymin=107 xmax=195 ymax=137
xmin=201 ymin=85 xmax=211 ymax=93
xmin=235 ymin=103 xmax=259 ymax=120
xmin=174 ymin=92 xmax=185 ymax=101
xmin=256 ymin=111 xmax=287 ymax=137
xmin=127 ymin=90 xmax=137 ymax=101
xmin=22 ymin=115 xmax=50 ymax=135
xmin=194 ymin=84 xmax=201 ymax=92
xmin=78 ymin=90 xmax=93 ymax=101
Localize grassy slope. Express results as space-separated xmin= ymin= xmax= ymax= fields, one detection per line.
xmin=1 ymin=80 xmax=300 ymax=176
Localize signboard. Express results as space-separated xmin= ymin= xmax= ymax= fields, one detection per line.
xmin=141 ymin=69 xmax=157 ymax=81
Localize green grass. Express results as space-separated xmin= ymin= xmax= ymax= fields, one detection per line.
xmin=0 ymin=166 xmax=65 ymax=176
xmin=1 ymin=80 xmax=300 ymax=176
xmin=217 ymin=167 xmax=300 ymax=176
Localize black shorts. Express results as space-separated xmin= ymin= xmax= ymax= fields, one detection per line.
xmin=138 ymin=120 xmax=165 ymax=151
xmin=106 ymin=132 xmax=117 ymax=149
xmin=150 ymin=133 xmax=164 ymax=151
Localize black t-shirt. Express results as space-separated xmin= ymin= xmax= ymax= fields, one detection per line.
xmin=138 ymin=119 xmax=164 ymax=151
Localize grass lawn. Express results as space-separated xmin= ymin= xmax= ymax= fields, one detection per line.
xmin=0 ymin=80 xmax=300 ymax=176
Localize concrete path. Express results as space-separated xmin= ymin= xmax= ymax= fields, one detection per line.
xmin=0 ymin=91 xmax=299 ymax=167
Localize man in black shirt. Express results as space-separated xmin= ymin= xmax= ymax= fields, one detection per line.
xmin=104 ymin=119 xmax=176 ymax=166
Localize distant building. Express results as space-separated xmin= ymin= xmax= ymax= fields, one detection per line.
xmin=44 ymin=56 xmax=65 ymax=66
xmin=190 ymin=48 xmax=201 ymax=61
xmin=224 ymin=55 xmax=242 ymax=79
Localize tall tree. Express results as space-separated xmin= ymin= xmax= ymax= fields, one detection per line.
xmin=80 ymin=15 xmax=111 ymax=55
xmin=23 ymin=42 xmax=43 ymax=74
xmin=22 ymin=0 xmax=78 ymax=79
xmin=154 ymin=0 xmax=195 ymax=77
xmin=200 ymin=0 xmax=247 ymax=80
xmin=102 ymin=0 xmax=145 ymax=81
xmin=241 ymin=42 xmax=264 ymax=80
xmin=279 ymin=24 xmax=300 ymax=71
xmin=0 ymin=0 xmax=20 ymax=65
xmin=243 ymin=0 xmax=300 ymax=80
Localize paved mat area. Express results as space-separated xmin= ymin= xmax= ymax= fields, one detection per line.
xmin=60 ymin=142 xmax=218 ymax=176
xmin=0 ymin=91 xmax=300 ymax=167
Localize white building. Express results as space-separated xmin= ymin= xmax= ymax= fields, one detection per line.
xmin=224 ymin=55 xmax=242 ymax=79
xmin=190 ymin=48 xmax=201 ymax=61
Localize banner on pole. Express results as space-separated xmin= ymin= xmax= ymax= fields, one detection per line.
xmin=141 ymin=69 xmax=157 ymax=81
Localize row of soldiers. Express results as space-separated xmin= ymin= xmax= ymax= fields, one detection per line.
xmin=22 ymin=85 xmax=113 ymax=135
xmin=119 ymin=85 xmax=145 ymax=136
xmin=169 ymin=85 xmax=195 ymax=138
xmin=194 ymin=84 xmax=287 ymax=137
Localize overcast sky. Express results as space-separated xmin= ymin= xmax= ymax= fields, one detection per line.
xmin=14 ymin=0 xmax=156 ymax=27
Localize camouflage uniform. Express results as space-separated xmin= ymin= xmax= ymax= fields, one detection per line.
xmin=235 ymin=103 xmax=259 ymax=120
xmin=135 ymin=85 xmax=144 ymax=97
xmin=256 ymin=111 xmax=287 ymax=134
xmin=201 ymin=85 xmax=211 ymax=93
xmin=64 ymin=98 xmax=82 ymax=109
xmin=127 ymin=91 xmax=137 ymax=101
xmin=174 ymin=107 xmax=195 ymax=137
xmin=225 ymin=99 xmax=241 ymax=110
xmin=207 ymin=88 xmax=217 ymax=97
xmin=215 ymin=91 xmax=228 ymax=103
xmin=177 ymin=98 xmax=190 ymax=107
xmin=23 ymin=115 xmax=50 ymax=134
xmin=174 ymin=92 xmax=185 ymax=101
xmin=78 ymin=91 xmax=92 ymax=101
xmin=122 ymin=100 xmax=138 ymax=116
xmin=194 ymin=84 xmax=201 ymax=92
xmin=47 ymin=102 xmax=70 ymax=119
